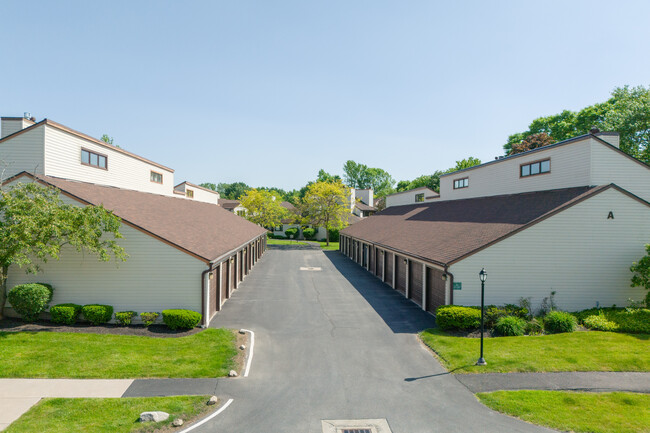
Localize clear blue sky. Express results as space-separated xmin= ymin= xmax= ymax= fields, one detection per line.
xmin=2 ymin=1 xmax=649 ymax=190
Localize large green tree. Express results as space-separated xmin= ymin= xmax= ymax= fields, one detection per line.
xmin=239 ymin=189 xmax=288 ymax=228
xmin=342 ymin=160 xmax=395 ymax=197
xmin=217 ymin=182 xmax=251 ymax=200
xmin=0 ymin=181 xmax=127 ymax=319
xmin=199 ymin=182 xmax=217 ymax=191
xmin=504 ymin=85 xmax=650 ymax=163
xmin=300 ymin=180 xmax=350 ymax=245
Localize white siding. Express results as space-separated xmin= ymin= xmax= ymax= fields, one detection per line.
xmin=386 ymin=188 xmax=436 ymax=207
xmin=449 ymin=188 xmax=650 ymax=311
xmin=43 ymin=126 xmax=175 ymax=195
xmin=0 ymin=126 xmax=45 ymax=178
xmin=174 ymin=183 xmax=220 ymax=205
xmin=439 ymin=139 xmax=593 ymax=200
xmin=590 ymin=141 xmax=650 ymax=203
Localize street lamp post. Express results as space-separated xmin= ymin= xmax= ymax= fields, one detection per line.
xmin=476 ymin=268 xmax=487 ymax=366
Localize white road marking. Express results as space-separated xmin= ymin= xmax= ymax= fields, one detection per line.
xmin=176 ymin=398 xmax=234 ymax=433
xmin=240 ymin=329 xmax=255 ymax=377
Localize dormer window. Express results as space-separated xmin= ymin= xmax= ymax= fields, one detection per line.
xmin=415 ymin=193 xmax=424 ymax=202
xmin=453 ymin=177 xmax=469 ymax=189
xmin=521 ymin=159 xmax=551 ymax=177
xmin=186 ymin=189 xmax=194 ymax=198
xmin=150 ymin=171 xmax=163 ymax=184
xmin=81 ymin=148 xmax=107 ymax=169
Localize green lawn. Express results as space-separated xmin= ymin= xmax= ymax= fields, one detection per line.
xmin=267 ymin=239 xmax=309 ymax=246
xmin=6 ymin=396 xmax=213 ymax=433
xmin=420 ymin=329 xmax=650 ymax=373
xmin=0 ymin=328 xmax=237 ymax=378
xmin=477 ymin=391 xmax=650 ymax=433
xmin=315 ymin=240 xmax=339 ymax=251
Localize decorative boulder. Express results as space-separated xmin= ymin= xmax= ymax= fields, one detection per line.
xmin=139 ymin=411 xmax=170 ymax=422
xmin=229 ymin=370 xmax=238 ymax=377
xmin=173 ymin=418 xmax=184 ymax=427
xmin=207 ymin=396 xmax=219 ymax=405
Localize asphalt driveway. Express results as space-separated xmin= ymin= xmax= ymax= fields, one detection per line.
xmin=202 ymin=247 xmax=554 ymax=433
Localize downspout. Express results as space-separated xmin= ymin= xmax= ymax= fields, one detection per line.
xmin=444 ymin=264 xmax=455 ymax=306
xmin=201 ymin=266 xmax=212 ymax=328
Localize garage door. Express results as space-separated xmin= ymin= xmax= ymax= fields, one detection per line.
xmin=426 ymin=266 xmax=446 ymax=313
xmin=409 ymin=261 xmax=423 ymax=306
xmin=395 ymin=256 xmax=406 ymax=295
xmin=385 ymin=252 xmax=394 ymax=285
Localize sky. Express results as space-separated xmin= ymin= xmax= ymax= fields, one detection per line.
xmin=2 ymin=0 xmax=649 ymax=191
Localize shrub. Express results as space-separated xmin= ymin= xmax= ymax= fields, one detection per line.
xmin=544 ymin=310 xmax=577 ymax=333
xmin=285 ymin=228 xmax=299 ymax=239
xmin=583 ymin=312 xmax=619 ymax=332
xmin=435 ymin=306 xmax=481 ymax=331
xmin=140 ymin=312 xmax=159 ymax=327
xmin=36 ymin=283 xmax=55 ymax=304
xmin=81 ymin=304 xmax=114 ymax=325
xmin=494 ymin=315 xmax=526 ymax=336
xmin=537 ymin=290 xmax=558 ymax=316
xmin=115 ymin=311 xmax=137 ymax=326
xmin=7 ymin=283 xmax=52 ymax=322
xmin=50 ymin=303 xmax=82 ymax=325
xmin=525 ymin=318 xmax=544 ymax=335
xmin=162 ymin=309 xmax=202 ymax=330
xmin=572 ymin=307 xmax=650 ymax=333
xmin=302 ymin=228 xmax=316 ymax=240
xmin=328 ymin=228 xmax=340 ymax=242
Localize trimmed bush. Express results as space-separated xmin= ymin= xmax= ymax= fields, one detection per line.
xmin=302 ymin=228 xmax=316 ymax=240
xmin=7 ymin=284 xmax=52 ymax=322
xmin=36 ymin=283 xmax=55 ymax=304
xmin=583 ymin=313 xmax=619 ymax=332
xmin=544 ymin=311 xmax=577 ymax=334
xmin=81 ymin=304 xmax=114 ymax=325
xmin=525 ymin=318 xmax=544 ymax=335
xmin=328 ymin=228 xmax=340 ymax=242
xmin=573 ymin=307 xmax=650 ymax=333
xmin=115 ymin=311 xmax=137 ymax=326
xmin=435 ymin=306 xmax=481 ymax=331
xmin=162 ymin=309 xmax=202 ymax=330
xmin=285 ymin=228 xmax=299 ymax=239
xmin=140 ymin=312 xmax=159 ymax=327
xmin=494 ymin=316 xmax=526 ymax=336
xmin=50 ymin=303 xmax=82 ymax=325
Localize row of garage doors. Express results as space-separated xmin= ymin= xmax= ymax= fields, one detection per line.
xmin=207 ymin=235 xmax=267 ymax=320
xmin=339 ymin=235 xmax=448 ymax=314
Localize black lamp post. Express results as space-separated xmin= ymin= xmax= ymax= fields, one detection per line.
xmin=476 ymin=268 xmax=487 ymax=366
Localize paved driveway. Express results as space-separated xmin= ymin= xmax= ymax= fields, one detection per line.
xmin=203 ymin=247 xmax=554 ymax=433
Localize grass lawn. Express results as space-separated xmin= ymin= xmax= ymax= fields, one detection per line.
xmin=6 ymin=396 xmax=214 ymax=433
xmin=420 ymin=329 xmax=650 ymax=373
xmin=477 ymin=391 xmax=650 ymax=433
xmin=267 ymin=239 xmax=308 ymax=246
xmin=0 ymin=328 xmax=237 ymax=378
xmin=315 ymin=240 xmax=339 ymax=251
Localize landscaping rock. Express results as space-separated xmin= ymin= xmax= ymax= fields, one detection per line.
xmin=207 ymin=396 xmax=219 ymax=405
xmin=172 ymin=418 xmax=184 ymax=427
xmin=239 ymin=344 xmax=246 ymax=350
xmin=139 ymin=411 xmax=170 ymax=422
xmin=229 ymin=370 xmax=238 ymax=377
xmin=239 ymin=329 xmax=246 ymax=334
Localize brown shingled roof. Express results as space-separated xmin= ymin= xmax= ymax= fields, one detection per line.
xmin=218 ymin=199 xmax=241 ymax=209
xmin=355 ymin=202 xmax=376 ymax=212
xmin=14 ymin=173 xmax=266 ymax=263
xmin=341 ymin=186 xmax=614 ymax=266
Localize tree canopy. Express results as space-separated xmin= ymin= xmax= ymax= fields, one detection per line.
xmin=0 ymin=181 xmax=128 ymax=319
xmin=239 ymin=189 xmax=288 ymax=229
xmin=342 ymin=160 xmax=395 ymax=197
xmin=396 ymin=157 xmax=482 ymax=193
xmin=300 ymin=180 xmax=350 ymax=245
xmin=504 ymin=85 xmax=650 ymax=163
xmin=217 ymin=182 xmax=251 ymax=200
xmin=199 ymin=182 xmax=217 ymax=191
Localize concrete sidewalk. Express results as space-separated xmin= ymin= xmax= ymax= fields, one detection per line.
xmin=0 ymin=379 xmax=133 ymax=430
xmin=455 ymin=371 xmax=650 ymax=393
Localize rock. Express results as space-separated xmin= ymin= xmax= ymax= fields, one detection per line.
xmin=139 ymin=411 xmax=170 ymax=422
xmin=239 ymin=344 xmax=246 ymax=350
xmin=172 ymin=418 xmax=184 ymax=427
xmin=207 ymin=395 xmax=219 ymax=405
xmin=239 ymin=329 xmax=246 ymax=334
xmin=229 ymin=370 xmax=238 ymax=377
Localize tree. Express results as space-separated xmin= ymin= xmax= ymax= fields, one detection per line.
xmin=509 ymin=133 xmax=555 ymax=155
xmin=316 ymin=169 xmax=341 ymax=184
xmin=199 ymin=183 xmax=217 ymax=191
xmin=100 ymin=134 xmax=114 ymax=145
xmin=239 ymin=189 xmax=288 ymax=229
xmin=504 ymin=85 xmax=650 ymax=164
xmin=0 ymin=181 xmax=127 ymax=319
xmin=630 ymin=244 xmax=650 ymax=307
xmin=396 ymin=158 xmax=480 ymax=194
xmin=300 ymin=180 xmax=350 ymax=246
xmin=217 ymin=182 xmax=251 ymax=200
xmin=451 ymin=157 xmax=482 ymax=171
xmin=342 ymin=160 xmax=395 ymax=197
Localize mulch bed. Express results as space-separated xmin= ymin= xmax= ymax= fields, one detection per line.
xmin=0 ymin=318 xmax=203 ymax=338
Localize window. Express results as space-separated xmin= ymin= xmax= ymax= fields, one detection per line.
xmin=150 ymin=171 xmax=163 ymax=184
xmin=186 ymin=189 xmax=194 ymax=198
xmin=81 ymin=148 xmax=107 ymax=169
xmin=415 ymin=193 xmax=424 ymax=202
xmin=521 ymin=159 xmax=551 ymax=177
xmin=453 ymin=177 xmax=469 ymax=189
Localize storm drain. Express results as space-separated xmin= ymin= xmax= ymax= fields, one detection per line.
xmin=321 ymin=419 xmax=392 ymax=433
xmin=341 ymin=429 xmax=372 ymax=433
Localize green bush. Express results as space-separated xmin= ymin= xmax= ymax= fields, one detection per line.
xmin=544 ymin=311 xmax=577 ymax=334
xmin=36 ymin=283 xmax=55 ymax=304
xmin=328 ymin=228 xmax=340 ymax=242
xmin=494 ymin=315 xmax=526 ymax=336
xmin=302 ymin=228 xmax=316 ymax=240
xmin=115 ymin=311 xmax=137 ymax=326
xmin=435 ymin=306 xmax=481 ymax=331
xmin=285 ymin=228 xmax=299 ymax=239
xmin=162 ymin=309 xmax=202 ymax=330
xmin=583 ymin=312 xmax=620 ymax=332
xmin=573 ymin=307 xmax=650 ymax=333
xmin=81 ymin=304 xmax=114 ymax=325
xmin=7 ymin=284 xmax=52 ymax=322
xmin=50 ymin=303 xmax=82 ymax=325
xmin=525 ymin=318 xmax=544 ymax=335
xmin=140 ymin=312 xmax=159 ymax=327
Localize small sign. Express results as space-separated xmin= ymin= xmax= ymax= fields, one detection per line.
xmin=453 ymin=282 xmax=462 ymax=291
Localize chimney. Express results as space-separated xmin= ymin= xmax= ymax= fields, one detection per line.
xmin=593 ymin=131 xmax=620 ymax=148
xmin=1 ymin=115 xmax=36 ymax=139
